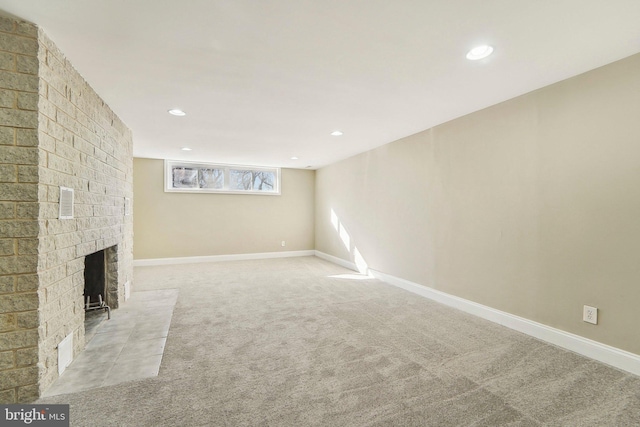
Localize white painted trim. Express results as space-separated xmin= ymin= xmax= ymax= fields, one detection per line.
xmin=134 ymin=250 xmax=315 ymax=267
xmin=314 ymin=251 xmax=358 ymax=271
xmin=368 ymin=268 xmax=640 ymax=377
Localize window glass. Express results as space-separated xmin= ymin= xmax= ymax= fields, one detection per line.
xmin=199 ymin=168 xmax=224 ymax=189
xmin=172 ymin=167 xmax=198 ymax=188
xmin=230 ymin=169 xmax=253 ymax=191
xmin=166 ymin=161 xmax=280 ymax=195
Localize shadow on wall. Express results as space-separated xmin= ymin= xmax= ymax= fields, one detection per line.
xmin=330 ymin=208 xmax=369 ymax=275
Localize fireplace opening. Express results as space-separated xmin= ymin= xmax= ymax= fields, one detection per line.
xmin=84 ymin=249 xmax=111 ymax=321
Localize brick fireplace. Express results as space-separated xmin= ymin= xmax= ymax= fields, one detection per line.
xmin=0 ymin=13 xmax=133 ymax=402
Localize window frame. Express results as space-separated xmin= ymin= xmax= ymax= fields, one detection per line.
xmin=164 ymin=159 xmax=281 ymax=195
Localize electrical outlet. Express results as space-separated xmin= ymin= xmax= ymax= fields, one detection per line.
xmin=281 ymin=241 xmax=286 ymax=247
xmin=583 ymin=305 xmax=598 ymax=325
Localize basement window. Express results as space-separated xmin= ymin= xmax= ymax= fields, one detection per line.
xmin=164 ymin=160 xmax=280 ymax=195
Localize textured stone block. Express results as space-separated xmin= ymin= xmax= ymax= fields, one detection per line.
xmin=15 ymin=311 xmax=38 ymax=329
xmin=75 ymin=241 xmax=96 ymax=258
xmin=55 ymin=141 xmax=81 ymax=163
xmin=0 ymin=109 xmax=37 ymax=129
xmin=42 ymin=119 xmax=66 ymax=143
xmin=0 ymin=254 xmax=38 ymax=275
xmin=0 ymin=16 xmax=14 ymax=33
xmin=17 ymin=239 xmax=37 ymax=255
xmin=0 ymin=314 xmax=17 ymax=332
xmin=47 ymin=153 xmax=74 ymax=175
xmin=39 ymin=30 xmax=63 ymax=58
xmin=15 ymin=21 xmax=37 ymax=39
xmin=0 ymin=276 xmax=13 ymax=294
xmin=37 ymin=167 xmax=58 ymax=186
xmin=81 ymin=128 xmax=101 ymax=148
xmin=93 ymin=148 xmax=107 ymax=163
xmin=14 ymin=275 xmax=36 ymax=293
xmin=0 ymin=126 xmax=14 ymax=146
xmin=44 ymin=277 xmax=72 ymax=305
xmin=38 ymin=98 xmax=56 ymax=123
xmin=61 ymin=129 xmax=74 ymax=146
xmin=16 ymin=129 xmax=36 ymax=147
xmin=0 ymin=164 xmax=16 ymax=182
xmin=46 ymin=219 xmax=77 ymax=235
xmin=0 ymin=52 xmax=15 ymax=71
xmin=39 ymin=70 xmax=66 ymax=100
xmin=0 ymin=388 xmax=15 ymax=404
xmin=73 ymin=137 xmax=95 ymax=156
xmin=72 ymin=204 xmax=92 ymax=218
xmin=0 ymin=33 xmax=38 ymax=56
xmin=17 ymin=92 xmax=38 ymax=111
xmin=45 ymin=185 xmax=57 ymax=202
xmin=0 ymin=183 xmax=38 ymax=202
xmin=43 ymin=246 xmax=76 ymax=270
xmin=101 ymin=141 xmax=115 ymax=158
xmin=17 ymin=383 xmax=38 ymax=403
xmin=48 ymin=87 xmax=75 ymax=118
xmin=0 ymin=146 xmax=38 ymax=165
xmin=0 ymin=202 xmax=15 ymax=218
xmin=16 ymin=347 xmax=37 ymax=367
xmin=0 ymin=293 xmax=38 ymax=314
xmin=0 ymin=239 xmax=14 ymax=256
xmin=0 ymin=70 xmax=38 ymax=93
xmin=44 ymin=47 xmax=65 ymax=69
xmin=37 ymin=202 xmax=58 ymax=220
xmin=55 ymin=110 xmax=81 ymax=136
xmin=54 ymin=232 xmax=81 ymax=250
xmin=41 ymin=185 xmax=54 ymax=203
xmin=15 ymin=203 xmax=38 ymax=219
xmin=0 ymin=350 xmax=15 ymax=370
xmin=81 ymin=228 xmax=101 ymax=242
xmin=38 ymin=236 xmax=55 ymax=254
xmin=0 ymin=330 xmax=38 ymax=351
xmin=66 ymin=258 xmax=84 ymax=275
xmin=16 ymin=55 xmax=37 ymax=75
xmin=17 ymin=165 xmax=38 ymax=183
xmin=0 ymin=365 xmax=38 ymax=391
xmin=0 ymin=88 xmax=14 ymax=108
xmin=37 ymin=265 xmax=65 ymax=288
xmin=88 ymin=180 xmax=106 ymax=195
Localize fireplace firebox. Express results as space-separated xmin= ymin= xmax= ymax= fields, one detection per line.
xmin=83 ymin=247 xmax=115 ymax=319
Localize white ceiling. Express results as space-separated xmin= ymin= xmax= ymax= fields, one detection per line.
xmin=1 ymin=1 xmax=639 ymax=169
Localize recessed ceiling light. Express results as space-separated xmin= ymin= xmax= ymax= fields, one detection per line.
xmin=291 ymin=156 xmax=299 ymax=160
xmin=466 ymin=45 xmax=494 ymax=60
xmin=331 ymin=130 xmax=343 ymax=136
xmin=181 ymin=147 xmax=192 ymax=151
xmin=168 ymin=109 xmax=186 ymax=116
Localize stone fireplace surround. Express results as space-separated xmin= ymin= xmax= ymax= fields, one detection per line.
xmin=0 ymin=13 xmax=134 ymax=403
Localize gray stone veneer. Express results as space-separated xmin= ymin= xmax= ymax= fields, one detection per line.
xmin=0 ymin=12 xmax=133 ymax=402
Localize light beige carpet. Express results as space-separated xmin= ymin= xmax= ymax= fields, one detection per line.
xmin=39 ymin=256 xmax=640 ymax=426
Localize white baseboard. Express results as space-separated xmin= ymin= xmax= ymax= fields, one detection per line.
xmin=367 ymin=268 xmax=640 ymax=377
xmin=314 ymin=250 xmax=358 ymax=271
xmin=134 ymin=250 xmax=315 ymax=267
xmin=311 ymin=252 xmax=640 ymax=377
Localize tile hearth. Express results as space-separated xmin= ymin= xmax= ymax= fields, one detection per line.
xmin=42 ymin=289 xmax=178 ymax=397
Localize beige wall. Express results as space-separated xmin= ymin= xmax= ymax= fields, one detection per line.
xmin=133 ymin=158 xmax=315 ymax=259
xmin=316 ymin=53 xmax=640 ymax=355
